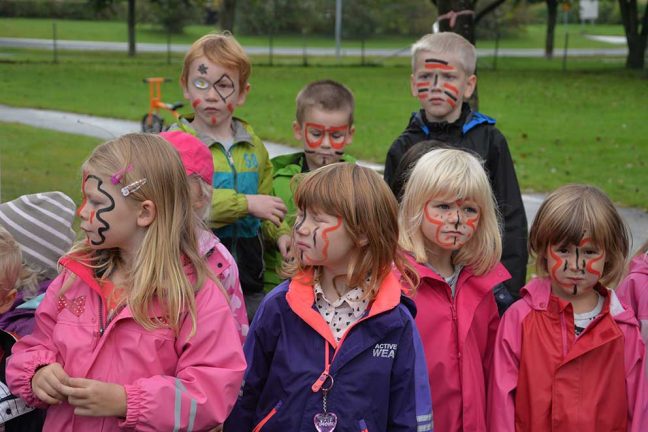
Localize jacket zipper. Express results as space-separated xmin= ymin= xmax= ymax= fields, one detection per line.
xmin=98 ymin=295 xmax=105 ymax=337
xmin=219 ymin=143 xmax=239 ymax=255
xmin=252 ymin=400 xmax=282 ymax=432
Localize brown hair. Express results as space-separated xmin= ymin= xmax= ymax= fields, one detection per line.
xmin=295 ymin=80 xmax=355 ymax=125
xmin=529 ymin=184 xmax=629 ymax=287
xmin=282 ymin=163 xmax=417 ymax=299
xmin=0 ymin=226 xmax=22 ymax=294
xmin=180 ymin=32 xmax=251 ymax=90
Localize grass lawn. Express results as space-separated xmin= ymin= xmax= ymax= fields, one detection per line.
xmin=0 ymin=48 xmax=646 ymax=210
xmin=0 ymin=18 xmax=628 ymax=50
xmin=0 ymin=122 xmax=100 ymax=203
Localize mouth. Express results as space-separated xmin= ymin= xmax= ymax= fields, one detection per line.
xmin=295 ymin=241 xmax=310 ymax=250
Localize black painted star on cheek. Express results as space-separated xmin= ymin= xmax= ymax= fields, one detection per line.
xmin=198 ymin=63 xmax=208 ymax=75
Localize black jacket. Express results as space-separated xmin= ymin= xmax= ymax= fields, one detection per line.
xmin=385 ymin=105 xmax=528 ymax=299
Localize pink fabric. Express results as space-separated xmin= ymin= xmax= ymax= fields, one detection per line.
xmin=489 ymin=277 xmax=648 ymax=432
xmin=6 ymin=258 xmax=246 ymax=432
xmin=406 ymin=255 xmax=510 ymax=432
xmin=198 ymin=229 xmax=248 ymax=343
xmin=160 ymin=131 xmax=214 ymax=185
xmin=617 ymin=254 xmax=648 ymax=344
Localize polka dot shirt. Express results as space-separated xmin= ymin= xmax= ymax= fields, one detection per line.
xmin=314 ymin=282 xmax=369 ymax=342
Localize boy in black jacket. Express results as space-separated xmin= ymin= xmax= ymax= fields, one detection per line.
xmin=385 ymin=32 xmax=527 ymax=307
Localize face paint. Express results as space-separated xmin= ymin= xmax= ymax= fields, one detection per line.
xmin=421 ymin=198 xmax=480 ymax=251
xmin=547 ymin=237 xmax=606 ymax=297
xmin=192 ymin=99 xmax=202 ymax=109
xmin=210 ymin=116 xmax=217 ymax=125
xmin=83 ymin=175 xmax=116 ymax=246
xmin=197 ymin=63 xmax=208 ymax=75
xmin=294 ymin=210 xmax=354 ymax=273
xmin=303 ymin=123 xmax=350 ymax=150
xmin=424 ymin=58 xmax=454 ymax=71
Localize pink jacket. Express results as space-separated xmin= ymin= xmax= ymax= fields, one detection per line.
xmin=198 ymin=229 xmax=249 ymax=343
xmin=6 ymin=256 xmax=246 ymax=432
xmin=489 ymin=277 xmax=648 ymax=432
xmin=407 ymin=255 xmax=510 ymax=432
xmin=617 ymin=253 xmax=648 ymax=344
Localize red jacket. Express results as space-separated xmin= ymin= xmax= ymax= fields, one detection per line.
xmin=406 ymin=255 xmax=510 ymax=432
xmin=489 ymin=277 xmax=648 ymax=432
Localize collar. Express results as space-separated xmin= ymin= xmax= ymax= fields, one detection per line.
xmin=314 ymin=283 xmax=367 ymax=319
xmin=178 ymin=116 xmax=254 ymax=148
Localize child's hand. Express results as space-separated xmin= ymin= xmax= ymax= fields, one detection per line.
xmin=247 ymin=195 xmax=287 ymax=227
xmin=277 ymin=234 xmax=292 ymax=259
xmin=31 ymin=362 xmax=70 ymax=405
xmin=61 ymin=377 xmax=127 ymax=417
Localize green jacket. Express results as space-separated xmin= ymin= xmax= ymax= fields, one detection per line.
xmin=263 ymin=152 xmax=356 ymax=291
xmin=170 ymin=117 xmax=289 ymax=241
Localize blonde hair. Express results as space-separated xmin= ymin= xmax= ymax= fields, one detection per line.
xmin=295 ymin=80 xmax=355 ymax=125
xmin=399 ymin=148 xmax=502 ymax=275
xmin=180 ymin=32 xmax=251 ymax=90
xmin=282 ymin=163 xmax=417 ymax=299
xmin=633 ymin=239 xmax=648 ymax=259
xmin=529 ymin=184 xmax=630 ymax=287
xmin=188 ymin=174 xmax=213 ymax=221
xmin=69 ymin=133 xmax=215 ymax=335
xmin=411 ymin=32 xmax=477 ymax=75
xmin=0 ymin=226 xmax=22 ymax=294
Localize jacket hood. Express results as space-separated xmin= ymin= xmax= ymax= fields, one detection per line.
xmin=522 ymin=277 xmax=638 ymax=327
xmin=628 ymin=253 xmax=648 ymax=276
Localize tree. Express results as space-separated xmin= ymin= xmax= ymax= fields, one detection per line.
xmin=618 ymin=0 xmax=648 ymax=68
xmin=90 ymin=0 xmax=137 ymax=56
xmin=545 ymin=0 xmax=558 ymax=58
xmin=220 ymin=0 xmax=236 ymax=32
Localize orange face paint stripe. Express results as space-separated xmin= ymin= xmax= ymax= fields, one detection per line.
xmin=319 ymin=216 xmax=343 ymax=261
xmin=424 ymin=63 xmax=455 ymax=71
xmin=548 ymin=247 xmax=573 ymax=288
xmin=191 ymin=99 xmax=202 ymax=109
xmin=443 ymin=83 xmax=459 ymax=94
xmin=424 ymin=202 xmax=456 ymax=247
xmin=580 ymin=238 xmax=604 ymax=277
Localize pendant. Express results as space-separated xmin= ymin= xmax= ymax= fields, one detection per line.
xmin=314 ymin=411 xmax=338 ymax=432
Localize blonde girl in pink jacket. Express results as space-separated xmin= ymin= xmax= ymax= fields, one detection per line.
xmin=398 ymin=148 xmax=509 ymax=432
xmin=6 ymin=134 xmax=246 ymax=431
xmin=617 ymin=239 xmax=648 ymax=344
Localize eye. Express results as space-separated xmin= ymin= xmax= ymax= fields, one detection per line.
xmin=584 ymin=248 xmax=600 ymax=255
xmin=436 ymin=203 xmax=450 ymax=210
xmin=309 ymin=129 xmax=323 ymax=137
xmin=464 ymin=206 xmax=478 ymax=214
xmin=331 ymin=132 xmax=345 ymax=141
xmin=193 ymin=78 xmax=210 ymax=90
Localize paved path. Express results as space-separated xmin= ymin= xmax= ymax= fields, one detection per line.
xmin=0 ymin=37 xmax=629 ymax=58
xmin=1 ymin=104 xmax=646 ymax=252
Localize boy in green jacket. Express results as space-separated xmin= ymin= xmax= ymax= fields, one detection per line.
xmin=171 ymin=32 xmax=290 ymax=319
xmin=263 ymin=80 xmax=356 ymax=291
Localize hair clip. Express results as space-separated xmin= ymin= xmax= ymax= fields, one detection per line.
xmin=121 ymin=178 xmax=147 ymax=197
xmin=111 ymin=165 xmax=133 ymax=185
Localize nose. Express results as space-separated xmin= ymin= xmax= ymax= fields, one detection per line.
xmin=566 ymin=252 xmax=586 ymax=273
xmin=294 ymin=216 xmax=311 ymax=235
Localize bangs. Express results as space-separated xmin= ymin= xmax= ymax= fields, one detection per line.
xmin=294 ymin=165 xmax=353 ymax=217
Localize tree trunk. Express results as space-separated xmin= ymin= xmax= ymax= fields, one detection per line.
xmin=220 ymin=0 xmax=237 ymax=32
xmin=618 ymin=0 xmax=648 ymax=69
xmin=436 ymin=0 xmax=479 ymax=109
xmin=545 ymin=0 xmax=558 ymax=58
xmin=127 ymin=0 xmax=135 ymax=57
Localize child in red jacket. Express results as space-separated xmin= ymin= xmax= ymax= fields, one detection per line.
xmin=398 ymin=148 xmax=510 ymax=432
xmin=489 ymin=184 xmax=648 ymax=432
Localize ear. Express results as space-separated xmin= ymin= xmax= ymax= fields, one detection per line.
xmin=0 ymin=289 xmax=17 ymax=314
xmin=292 ymin=121 xmax=304 ymax=141
xmin=346 ymin=125 xmax=356 ymax=146
xmin=136 ymin=200 xmax=157 ymax=228
xmin=463 ymin=74 xmax=477 ymax=99
xmin=410 ymin=73 xmax=418 ymax=98
xmin=236 ymin=82 xmax=251 ymax=107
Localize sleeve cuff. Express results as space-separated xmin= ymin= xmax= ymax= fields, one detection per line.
xmin=119 ymin=383 xmax=145 ymax=428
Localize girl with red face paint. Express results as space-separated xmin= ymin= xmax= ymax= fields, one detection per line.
xmin=489 ymin=184 xmax=648 ymax=432
xmin=225 ymin=163 xmax=433 ymax=432
xmin=5 ymin=134 xmax=245 ymax=432
xmin=398 ymin=148 xmax=509 ymax=432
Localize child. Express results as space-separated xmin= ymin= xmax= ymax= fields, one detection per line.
xmin=616 ymin=239 xmax=648 ymax=344
xmin=0 ymin=226 xmax=45 ymax=431
xmin=171 ymin=32 xmax=290 ymax=319
xmin=0 ymin=191 xmax=77 ymax=336
xmin=6 ymin=133 xmax=246 ymax=431
xmin=399 ymin=148 xmax=510 ymax=432
xmin=225 ymin=163 xmax=433 ymax=431
xmin=489 ymin=184 xmax=647 ymax=431
xmin=160 ymin=130 xmax=249 ymax=342
xmin=384 ymin=32 xmax=528 ymax=304
xmin=263 ymin=79 xmax=356 ymax=292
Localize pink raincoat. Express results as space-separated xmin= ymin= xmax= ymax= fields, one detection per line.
xmin=407 ymin=255 xmax=510 ymax=432
xmin=617 ymin=253 xmax=648 ymax=344
xmin=198 ymin=229 xmax=249 ymax=343
xmin=489 ymin=277 xmax=648 ymax=432
xmin=6 ymin=256 xmax=246 ymax=431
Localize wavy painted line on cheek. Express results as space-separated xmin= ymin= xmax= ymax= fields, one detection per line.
xmin=320 ymin=216 xmax=343 ymax=261
xmin=548 ymin=247 xmax=572 ymax=288
xmin=424 ymin=203 xmax=454 ymax=247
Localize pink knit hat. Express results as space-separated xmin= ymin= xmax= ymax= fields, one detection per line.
xmin=159 ymin=131 xmax=214 ymax=185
